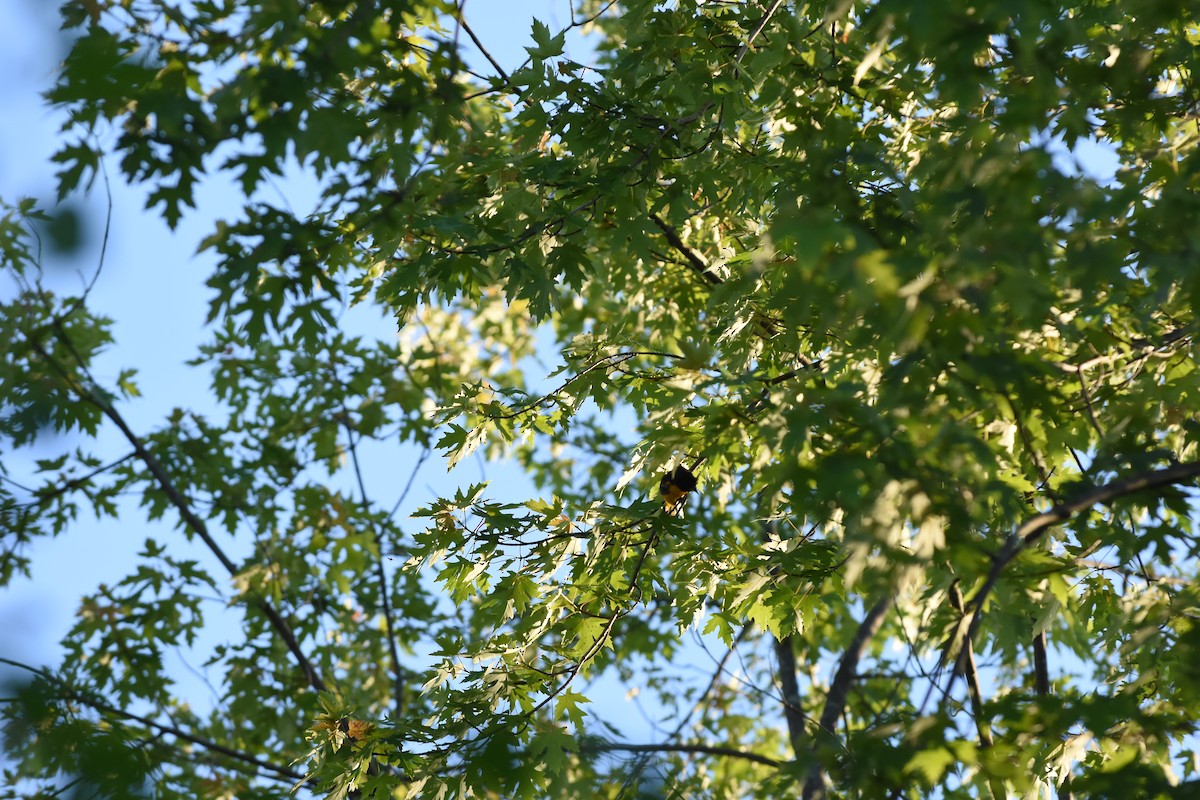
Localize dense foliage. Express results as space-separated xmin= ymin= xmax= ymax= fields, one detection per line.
xmin=4 ymin=0 xmax=1200 ymax=797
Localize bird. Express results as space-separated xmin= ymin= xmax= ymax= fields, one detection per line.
xmin=660 ymin=465 xmax=698 ymax=515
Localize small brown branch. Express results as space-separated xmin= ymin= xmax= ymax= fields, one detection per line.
xmin=1031 ymin=632 xmax=1073 ymax=799
xmin=963 ymin=460 xmax=1200 ymax=668
xmin=486 ymin=349 xmax=682 ymax=421
xmin=775 ymin=635 xmax=808 ymax=756
xmin=26 ymin=451 xmax=137 ymax=507
xmin=649 ymin=213 xmax=723 ymax=286
xmin=1053 ymin=330 xmax=1191 ymax=375
xmin=803 ymin=595 xmax=894 ymax=800
xmin=585 ymin=740 xmax=782 ymax=769
xmin=666 ymin=623 xmax=754 ymax=741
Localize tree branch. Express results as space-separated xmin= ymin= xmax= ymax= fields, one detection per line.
xmin=1032 ymin=630 xmax=1050 ymax=696
xmin=585 ymin=740 xmax=782 ymax=769
xmin=458 ymin=14 xmax=510 ymax=85
xmin=775 ymin=635 xmax=808 ymax=756
xmin=948 ymin=583 xmax=993 ymax=747
xmin=31 ymin=333 xmax=326 ymax=692
xmin=735 ymin=0 xmax=786 ymax=62
xmin=803 ymin=595 xmax=894 ymax=800
xmin=649 ymin=213 xmax=723 ymax=286
xmin=0 ymin=658 xmax=308 ymax=785
xmin=343 ymin=417 xmax=407 ymax=720
xmin=964 ymin=460 xmax=1200 ymax=652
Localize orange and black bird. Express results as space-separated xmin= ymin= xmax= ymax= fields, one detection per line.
xmin=660 ymin=465 xmax=698 ymax=515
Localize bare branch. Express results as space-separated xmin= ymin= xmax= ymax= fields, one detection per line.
xmin=458 ymin=14 xmax=510 ymax=85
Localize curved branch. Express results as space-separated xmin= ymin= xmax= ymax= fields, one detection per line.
xmin=964 ymin=460 xmax=1200 ymax=650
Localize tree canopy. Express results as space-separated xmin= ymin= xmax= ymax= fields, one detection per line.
xmin=4 ymin=0 xmax=1200 ymax=798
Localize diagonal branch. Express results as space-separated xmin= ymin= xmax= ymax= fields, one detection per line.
xmin=803 ymin=595 xmax=894 ymax=800
xmin=963 ymin=460 xmax=1200 ymax=654
xmin=31 ymin=332 xmax=326 ymax=692
xmin=735 ymin=0 xmax=787 ymax=62
xmin=531 ymin=524 xmax=660 ymax=717
xmin=458 ymin=14 xmax=510 ymax=85
xmin=585 ymin=740 xmax=782 ymax=769
xmin=649 ymin=213 xmax=723 ymax=286
xmin=0 ymin=657 xmax=308 ymax=785
xmin=948 ymin=583 xmax=993 ymax=748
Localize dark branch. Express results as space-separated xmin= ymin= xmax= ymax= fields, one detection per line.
xmin=803 ymin=595 xmax=894 ymax=800
xmin=649 ymin=213 xmax=723 ymax=286
xmin=459 ymin=15 xmax=510 ymax=84
xmin=0 ymin=658 xmax=308 ymax=785
xmin=774 ymin=635 xmax=808 ymax=756
xmin=586 ymin=740 xmax=782 ymax=768
xmin=32 ymin=333 xmax=326 ymax=692
xmin=1032 ymin=631 xmax=1050 ymax=696
xmin=965 ymin=460 xmax=1200 ymax=650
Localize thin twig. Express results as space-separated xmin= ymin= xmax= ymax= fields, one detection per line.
xmin=585 ymin=740 xmax=782 ymax=768
xmin=530 ymin=529 xmax=660 ymax=716
xmin=343 ymin=416 xmax=407 ymax=721
xmin=665 ymin=623 xmax=754 ymax=742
